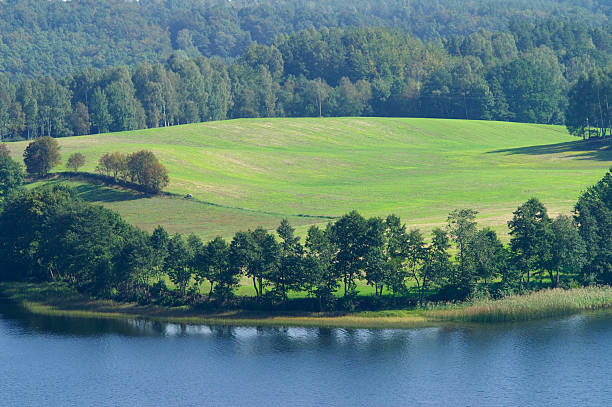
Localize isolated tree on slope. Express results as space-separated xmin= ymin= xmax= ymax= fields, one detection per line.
xmin=23 ymin=136 xmax=61 ymax=177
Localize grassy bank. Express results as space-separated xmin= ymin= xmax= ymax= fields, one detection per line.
xmin=8 ymin=118 xmax=612 ymax=240
xmin=4 ymin=282 xmax=612 ymax=329
xmin=0 ymin=282 xmax=431 ymax=329
xmin=428 ymin=287 xmax=612 ymax=323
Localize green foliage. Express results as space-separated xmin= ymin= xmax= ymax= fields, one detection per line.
xmin=272 ymin=219 xmax=304 ymax=300
xmin=71 ymin=102 xmax=90 ymax=136
xmin=0 ymin=184 xmax=76 ymax=281
xmin=165 ymin=234 xmax=193 ymax=295
xmin=90 ymin=88 xmax=111 ymax=134
xmin=329 ymin=210 xmax=368 ymax=297
xmin=0 ymin=15 xmax=610 ymax=141
xmin=421 ymin=228 xmax=453 ymax=302
xmin=303 ymin=225 xmax=339 ymax=310
xmin=575 ymin=167 xmax=612 ymax=284
xmin=42 ymin=202 xmax=133 ymax=295
xmin=126 ymin=150 xmax=169 ymax=193
xmin=508 ymin=198 xmax=553 ymax=287
xmin=566 ymin=68 xmax=612 ymax=139
xmin=23 ymin=136 xmax=61 ymax=177
xmin=467 ymin=229 xmax=508 ymax=285
xmin=0 ymin=146 xmax=24 ymax=202
xmin=550 ymin=215 xmax=586 ymax=287
xmin=96 ymin=152 xmax=127 ymax=181
xmin=66 ymin=152 xmax=85 ymax=172
xmin=197 ymin=236 xmax=238 ymax=301
xmin=0 ymin=0 xmax=607 ymax=79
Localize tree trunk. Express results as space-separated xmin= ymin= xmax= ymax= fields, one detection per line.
xmin=418 ymin=277 xmax=426 ymax=307
xmin=252 ymin=276 xmax=259 ymax=297
xmin=548 ymin=269 xmax=555 ymax=288
xmin=526 ymin=269 xmax=530 ymax=287
xmin=412 ymin=271 xmax=421 ymax=299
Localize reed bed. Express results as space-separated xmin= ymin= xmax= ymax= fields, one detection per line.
xmin=429 ymin=287 xmax=612 ymax=323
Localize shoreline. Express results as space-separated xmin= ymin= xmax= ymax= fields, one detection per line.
xmin=0 ymin=282 xmax=435 ymax=329
xmin=3 ymin=283 xmax=612 ymax=329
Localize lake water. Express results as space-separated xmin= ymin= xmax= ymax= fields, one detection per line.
xmin=2 ymin=300 xmax=612 ymax=406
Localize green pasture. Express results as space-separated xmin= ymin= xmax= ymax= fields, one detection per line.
xmin=8 ymin=117 xmax=612 ymax=240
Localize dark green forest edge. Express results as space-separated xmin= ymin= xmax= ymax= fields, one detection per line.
xmin=0 ymin=1 xmax=610 ymax=141
xmin=2 ymin=141 xmax=612 ymax=327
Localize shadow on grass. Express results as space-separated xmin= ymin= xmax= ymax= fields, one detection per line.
xmin=487 ymin=139 xmax=612 ymax=161
xmin=73 ymin=183 xmax=142 ymax=203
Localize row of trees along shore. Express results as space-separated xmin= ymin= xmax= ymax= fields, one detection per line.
xmin=1 ymin=146 xmax=611 ymax=311
xmin=0 ymin=24 xmax=609 ymax=142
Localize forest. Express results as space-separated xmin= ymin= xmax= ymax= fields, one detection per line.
xmin=0 ymin=0 xmax=608 ymax=79
xmin=0 ymin=3 xmax=610 ymax=140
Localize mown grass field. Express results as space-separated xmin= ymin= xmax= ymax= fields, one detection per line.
xmin=7 ymin=117 xmax=612 ymax=240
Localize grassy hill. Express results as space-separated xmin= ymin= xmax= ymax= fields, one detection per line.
xmin=6 ymin=117 xmax=612 ymax=240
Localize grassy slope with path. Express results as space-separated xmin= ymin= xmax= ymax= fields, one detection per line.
xmin=7 ymin=117 xmax=612 ymax=241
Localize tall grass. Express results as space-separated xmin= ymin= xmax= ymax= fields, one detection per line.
xmin=429 ymin=287 xmax=612 ymax=323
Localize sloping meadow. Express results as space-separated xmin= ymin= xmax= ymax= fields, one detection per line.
xmin=9 ymin=117 xmax=612 ymax=240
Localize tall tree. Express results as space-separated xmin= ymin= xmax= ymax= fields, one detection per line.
xmin=71 ymin=102 xmax=91 ymax=136
xmin=273 ymin=219 xmax=303 ymax=300
xmin=0 ymin=146 xmax=24 ymax=203
xmin=165 ymin=234 xmax=193 ymax=295
xmin=575 ymin=168 xmax=612 ymax=284
xmin=508 ymin=198 xmax=552 ymax=287
xmin=329 ymin=210 xmax=368 ymax=296
xmin=23 ymin=136 xmax=61 ymax=177
xmin=420 ymin=228 xmax=452 ymax=304
xmin=66 ymin=152 xmax=86 ymax=173
xmin=89 ymin=87 xmax=111 ymax=134
xmin=405 ymin=229 xmax=427 ymax=298
xmin=384 ymin=214 xmax=409 ymax=295
xmin=303 ymin=224 xmax=339 ymax=310
xmin=363 ymin=217 xmax=389 ymax=296
xmin=549 ymin=215 xmax=586 ymax=287
xmin=447 ymin=209 xmax=478 ymax=276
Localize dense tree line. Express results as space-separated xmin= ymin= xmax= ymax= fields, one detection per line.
xmin=566 ymin=67 xmax=611 ymax=139
xmin=0 ymin=0 xmax=607 ymax=79
xmin=0 ymin=23 xmax=610 ymax=141
xmin=1 ymin=153 xmax=611 ymax=311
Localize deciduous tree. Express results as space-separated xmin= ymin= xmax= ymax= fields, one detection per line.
xmin=66 ymin=152 xmax=86 ymax=172
xmin=23 ymin=136 xmax=61 ymax=177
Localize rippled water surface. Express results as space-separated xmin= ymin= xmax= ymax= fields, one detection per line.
xmin=2 ymin=300 xmax=612 ymax=406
